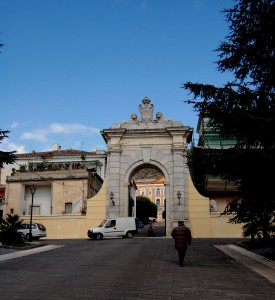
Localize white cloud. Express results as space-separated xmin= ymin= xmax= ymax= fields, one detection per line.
xmin=11 ymin=121 xmax=19 ymax=129
xmin=0 ymin=141 xmax=26 ymax=154
xmin=1 ymin=123 xmax=105 ymax=154
xmin=10 ymin=143 xmax=26 ymax=154
xmin=21 ymin=130 xmax=48 ymax=142
xmin=49 ymin=123 xmax=100 ymax=134
xmin=10 ymin=121 xmax=31 ymax=129
xmin=20 ymin=123 xmax=100 ymax=142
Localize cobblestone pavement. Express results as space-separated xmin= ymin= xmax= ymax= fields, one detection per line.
xmin=0 ymin=224 xmax=275 ymax=299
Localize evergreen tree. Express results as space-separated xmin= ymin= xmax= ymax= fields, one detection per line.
xmin=0 ymin=42 xmax=17 ymax=168
xmin=136 ymin=196 xmax=157 ymax=224
xmin=183 ymin=0 xmax=275 ymax=239
xmin=0 ymin=130 xmax=16 ymax=168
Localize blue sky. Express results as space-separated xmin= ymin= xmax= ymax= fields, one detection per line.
xmin=1 ymin=0 xmax=234 ymax=154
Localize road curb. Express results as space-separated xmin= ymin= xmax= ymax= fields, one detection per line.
xmin=215 ymin=244 xmax=275 ymax=284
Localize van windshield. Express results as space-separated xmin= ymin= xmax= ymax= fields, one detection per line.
xmin=98 ymin=220 xmax=107 ymax=227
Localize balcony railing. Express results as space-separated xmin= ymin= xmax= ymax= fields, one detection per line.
xmin=17 ymin=161 xmax=98 ymax=173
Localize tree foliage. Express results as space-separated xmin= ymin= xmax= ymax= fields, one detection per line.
xmin=136 ymin=196 xmax=157 ymax=224
xmin=0 ymin=214 xmax=24 ymax=245
xmin=0 ymin=39 xmax=4 ymax=52
xmin=183 ymin=0 xmax=275 ymax=240
xmin=0 ymin=130 xmax=17 ymax=168
xmin=0 ymin=42 xmax=17 ymax=168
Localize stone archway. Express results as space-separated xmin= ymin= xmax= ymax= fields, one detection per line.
xmin=101 ymin=97 xmax=193 ymax=235
xmin=128 ymin=163 xmax=167 ymax=234
xmin=126 ymin=162 xmax=168 ymax=226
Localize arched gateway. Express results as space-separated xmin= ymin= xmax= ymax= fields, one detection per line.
xmin=101 ymin=97 xmax=193 ymax=236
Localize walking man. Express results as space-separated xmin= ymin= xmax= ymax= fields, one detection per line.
xmin=171 ymin=221 xmax=192 ymax=267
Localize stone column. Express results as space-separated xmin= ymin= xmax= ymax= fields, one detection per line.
xmin=167 ymin=127 xmax=190 ymax=231
xmin=102 ymin=129 xmax=125 ymax=219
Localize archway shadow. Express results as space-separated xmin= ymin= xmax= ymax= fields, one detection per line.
xmin=136 ymin=221 xmax=166 ymax=237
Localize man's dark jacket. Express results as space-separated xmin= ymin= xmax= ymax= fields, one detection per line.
xmin=171 ymin=224 xmax=192 ymax=249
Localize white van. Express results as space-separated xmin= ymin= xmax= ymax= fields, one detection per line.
xmin=87 ymin=217 xmax=137 ymax=240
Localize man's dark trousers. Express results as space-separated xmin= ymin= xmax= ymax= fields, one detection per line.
xmin=178 ymin=248 xmax=187 ymax=266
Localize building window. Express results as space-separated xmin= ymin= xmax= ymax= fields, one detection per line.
xmin=141 ymin=189 xmax=146 ymax=196
xmin=156 ymin=199 xmax=160 ymax=206
xmin=163 ymin=188 xmax=166 ymax=196
xmin=65 ymin=202 xmax=72 ymax=214
xmin=149 ymin=190 xmax=152 ymax=196
xmin=156 ymin=188 xmax=160 ymax=196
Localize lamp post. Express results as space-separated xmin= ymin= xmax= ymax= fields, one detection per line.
xmin=110 ymin=191 xmax=114 ymax=205
xmin=177 ymin=191 xmax=181 ymax=206
xmin=29 ymin=184 xmax=36 ymax=242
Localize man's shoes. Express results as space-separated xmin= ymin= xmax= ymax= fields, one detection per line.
xmin=179 ymin=262 xmax=184 ymax=267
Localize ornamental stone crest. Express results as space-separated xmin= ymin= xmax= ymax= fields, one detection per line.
xmin=139 ymin=97 xmax=154 ymax=123
xmin=112 ymin=97 xmax=180 ymax=129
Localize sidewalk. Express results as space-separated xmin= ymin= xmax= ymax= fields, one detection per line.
xmin=215 ymin=244 xmax=275 ymax=284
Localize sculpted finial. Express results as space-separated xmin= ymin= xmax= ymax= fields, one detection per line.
xmin=142 ymin=96 xmax=151 ymax=106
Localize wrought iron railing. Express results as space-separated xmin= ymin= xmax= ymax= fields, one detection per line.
xmin=18 ymin=161 xmax=97 ymax=173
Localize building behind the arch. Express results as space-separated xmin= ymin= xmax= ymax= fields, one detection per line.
xmin=1 ymin=98 xmax=243 ymax=238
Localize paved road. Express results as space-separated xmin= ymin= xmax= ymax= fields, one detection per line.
xmin=0 ymin=226 xmax=275 ymax=299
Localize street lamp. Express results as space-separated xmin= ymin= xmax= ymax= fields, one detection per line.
xmin=110 ymin=191 xmax=114 ymax=205
xmin=177 ymin=191 xmax=181 ymax=206
xmin=29 ymin=184 xmax=36 ymax=242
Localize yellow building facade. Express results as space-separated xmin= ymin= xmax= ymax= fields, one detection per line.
xmin=7 ymin=175 xmax=242 ymax=239
xmin=135 ymin=177 xmax=166 ymax=222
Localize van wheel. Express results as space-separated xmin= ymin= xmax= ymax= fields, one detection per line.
xmin=126 ymin=231 xmax=133 ymax=238
xmin=94 ymin=234 xmax=103 ymax=240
